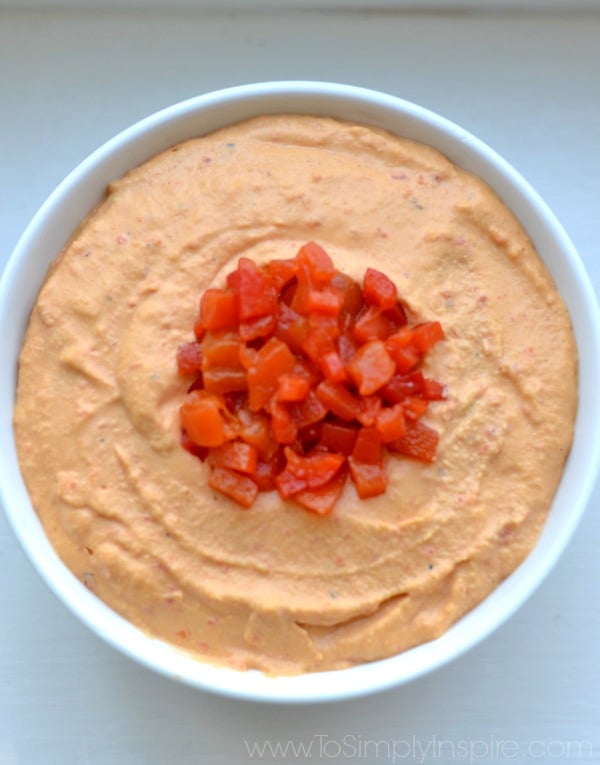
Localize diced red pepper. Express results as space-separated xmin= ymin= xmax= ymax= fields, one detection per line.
xmin=202 ymin=367 xmax=248 ymax=395
xmin=348 ymin=426 xmax=387 ymax=498
xmin=228 ymin=257 xmax=278 ymax=320
xmin=209 ymin=466 xmax=258 ymax=508
xmin=275 ymin=374 xmax=311 ymax=402
xmin=290 ymin=390 xmax=329 ymax=429
xmin=315 ymin=380 xmax=362 ymax=422
xmin=386 ymin=326 xmax=413 ymax=354
xmin=207 ymin=441 xmax=259 ymax=476
xmin=274 ymin=303 xmax=309 ymax=353
xmin=193 ymin=319 xmax=206 ymax=342
xmin=390 ymin=344 xmax=421 ymax=374
xmin=239 ymin=313 xmax=277 ymax=342
xmin=246 ymin=337 xmax=296 ymax=411
xmin=320 ymin=350 xmax=347 ymax=383
xmin=270 ymin=402 xmax=298 ymax=444
xmin=403 ymin=397 xmax=429 ymax=421
xmin=180 ymin=391 xmax=228 ymax=447
xmin=348 ymin=459 xmax=388 ymax=499
xmin=380 ymin=371 xmax=424 ymax=404
xmin=296 ymin=241 xmax=335 ymax=286
xmin=347 ymin=340 xmax=395 ymax=395
xmin=388 ymin=420 xmax=439 ymax=463
xmin=284 ymin=447 xmax=345 ymax=489
xmin=351 ymin=426 xmax=384 ymax=464
xmin=254 ymin=458 xmax=280 ymax=492
xmin=237 ymin=408 xmax=278 ymax=459
xmin=352 ymin=305 xmax=396 ymax=343
xmin=383 ymin=301 xmax=408 ymax=328
xmin=337 ymin=333 xmax=357 ymax=365
xmin=264 ymin=258 xmax=297 ymax=291
xmin=305 ymin=288 xmax=343 ymax=316
xmin=357 ymin=395 xmax=382 ymax=427
xmin=363 ymin=267 xmax=398 ymax=310
xmin=275 ymin=468 xmax=307 ymax=498
xmin=320 ymin=421 xmax=358 ymax=456
xmin=293 ymin=467 xmax=347 ymax=515
xmin=332 ymin=272 xmax=364 ymax=324
xmin=201 ymin=331 xmax=244 ymax=369
xmin=412 ymin=321 xmax=445 ymax=353
xmin=199 ymin=288 xmax=238 ymax=330
xmin=421 ymin=378 xmax=447 ymax=400
xmin=376 ymin=404 xmax=407 ymax=442
xmin=176 ymin=341 xmax=203 ymax=377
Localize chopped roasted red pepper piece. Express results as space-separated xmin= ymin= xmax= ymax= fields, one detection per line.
xmin=176 ymin=341 xmax=203 ymax=377
xmin=304 ymin=287 xmax=343 ymax=316
xmin=264 ymin=258 xmax=297 ymax=291
xmin=275 ymin=468 xmax=307 ymax=498
xmin=246 ymin=337 xmax=296 ymax=411
xmin=320 ymin=350 xmax=347 ymax=383
xmin=201 ymin=331 xmax=244 ymax=369
xmin=383 ymin=301 xmax=408 ymax=328
xmin=228 ymin=257 xmax=278 ymax=320
xmin=203 ymin=368 xmax=248 ymax=395
xmin=332 ymin=272 xmax=364 ymax=325
xmin=381 ymin=371 xmax=424 ymax=404
xmin=363 ymin=268 xmax=398 ymax=310
xmin=254 ymin=458 xmax=279 ymax=492
xmin=348 ymin=426 xmax=387 ymax=498
xmin=293 ymin=466 xmax=347 ymax=515
xmin=275 ymin=374 xmax=311 ymax=402
xmin=239 ymin=313 xmax=277 ymax=342
xmin=411 ymin=321 xmax=445 ymax=353
xmin=357 ymin=394 xmax=382 ymax=427
xmin=275 ymin=303 xmax=309 ymax=353
xmin=207 ymin=441 xmax=259 ymax=476
xmin=180 ymin=391 xmax=228 ymax=447
xmin=348 ymin=460 xmax=388 ymax=499
xmin=352 ymin=305 xmax=396 ymax=343
xmin=351 ymin=426 xmax=384 ymax=464
xmin=284 ymin=447 xmax=345 ymax=489
xmin=199 ymin=288 xmax=238 ymax=330
xmin=389 ymin=344 xmax=421 ymax=374
xmin=389 ymin=420 xmax=439 ymax=463
xmin=347 ymin=339 xmax=395 ymax=396
xmin=270 ymin=402 xmax=298 ymax=444
xmin=290 ymin=389 xmax=328 ymax=429
xmin=296 ymin=241 xmax=336 ymax=285
xmin=402 ymin=397 xmax=429 ymax=421
xmin=376 ymin=404 xmax=407 ymax=442
xmin=320 ymin=421 xmax=358 ymax=456
xmin=315 ymin=380 xmax=362 ymax=422
xmin=237 ymin=408 xmax=278 ymax=459
xmin=209 ymin=466 xmax=258 ymax=508
xmin=421 ymin=378 xmax=447 ymax=400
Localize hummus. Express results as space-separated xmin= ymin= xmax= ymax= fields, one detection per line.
xmin=14 ymin=115 xmax=577 ymax=675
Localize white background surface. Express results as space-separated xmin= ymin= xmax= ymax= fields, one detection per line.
xmin=1 ymin=6 xmax=599 ymax=765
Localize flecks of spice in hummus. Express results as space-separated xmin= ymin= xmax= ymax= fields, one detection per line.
xmin=14 ymin=114 xmax=577 ymax=675
xmin=176 ymin=242 xmax=447 ymax=513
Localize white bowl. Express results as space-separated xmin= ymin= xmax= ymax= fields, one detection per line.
xmin=1 ymin=81 xmax=599 ymax=703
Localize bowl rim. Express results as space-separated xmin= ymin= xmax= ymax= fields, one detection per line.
xmin=2 ymin=80 xmax=600 ymax=704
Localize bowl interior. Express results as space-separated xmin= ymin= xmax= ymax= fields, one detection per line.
xmin=1 ymin=81 xmax=599 ymax=703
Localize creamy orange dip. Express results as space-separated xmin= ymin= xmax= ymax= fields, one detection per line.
xmin=14 ymin=115 xmax=577 ymax=675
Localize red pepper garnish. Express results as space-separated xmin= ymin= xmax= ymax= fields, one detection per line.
xmin=176 ymin=242 xmax=446 ymax=512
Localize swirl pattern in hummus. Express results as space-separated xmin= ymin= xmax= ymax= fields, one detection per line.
xmin=14 ymin=115 xmax=577 ymax=674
